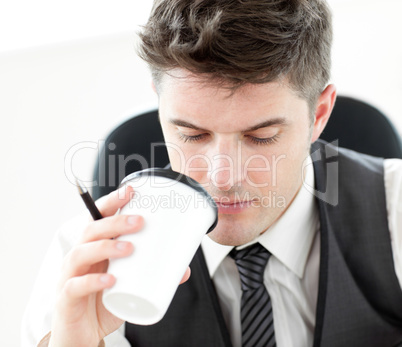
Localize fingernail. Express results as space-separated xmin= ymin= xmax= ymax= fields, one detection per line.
xmin=127 ymin=215 xmax=140 ymax=225
xmin=116 ymin=241 xmax=128 ymax=250
xmin=100 ymin=274 xmax=110 ymax=283
xmin=117 ymin=184 xmax=132 ymax=200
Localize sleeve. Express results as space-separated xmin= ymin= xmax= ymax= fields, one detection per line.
xmin=384 ymin=158 xmax=402 ymax=289
xmin=21 ymin=213 xmax=131 ymax=347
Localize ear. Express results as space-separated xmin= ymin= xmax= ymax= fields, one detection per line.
xmin=311 ymin=84 xmax=337 ymax=142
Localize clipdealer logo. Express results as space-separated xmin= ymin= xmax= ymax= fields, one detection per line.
xmin=64 ymin=139 xmax=339 ymax=207
xmin=64 ymin=140 xmax=287 ymax=190
xmin=302 ymin=140 xmax=339 ymax=206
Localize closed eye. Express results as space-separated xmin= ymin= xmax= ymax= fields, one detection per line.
xmin=178 ymin=132 xmax=208 ymax=143
xmin=246 ymin=134 xmax=280 ymax=145
xmin=178 ymin=133 xmax=280 ymax=145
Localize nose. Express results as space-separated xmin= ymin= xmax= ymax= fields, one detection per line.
xmin=207 ymin=139 xmax=239 ymax=191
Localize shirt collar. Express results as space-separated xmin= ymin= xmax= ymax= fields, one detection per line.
xmin=201 ymin=155 xmax=318 ymax=279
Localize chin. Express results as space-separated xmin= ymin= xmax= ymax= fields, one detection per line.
xmin=208 ymin=224 xmax=257 ymax=246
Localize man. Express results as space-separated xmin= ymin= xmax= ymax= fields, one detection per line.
xmin=23 ymin=0 xmax=402 ymax=346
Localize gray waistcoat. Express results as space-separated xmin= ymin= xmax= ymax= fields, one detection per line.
xmin=125 ymin=140 xmax=402 ymax=346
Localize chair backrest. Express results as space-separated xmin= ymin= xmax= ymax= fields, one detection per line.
xmin=92 ymin=109 xmax=167 ymax=200
xmin=320 ymin=96 xmax=402 ymax=158
xmin=92 ymin=96 xmax=402 ymax=200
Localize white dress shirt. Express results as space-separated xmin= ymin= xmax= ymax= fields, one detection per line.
xmin=22 ymin=158 xmax=402 ymax=347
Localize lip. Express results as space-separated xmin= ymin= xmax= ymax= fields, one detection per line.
xmin=215 ymin=200 xmax=253 ymax=214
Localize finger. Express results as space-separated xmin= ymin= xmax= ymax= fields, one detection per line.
xmin=81 ymin=214 xmax=144 ymax=243
xmin=60 ymin=273 xmax=116 ymax=310
xmin=94 ymin=185 xmax=135 ymax=218
xmin=63 ymin=239 xmax=134 ymax=278
xmin=180 ymin=267 xmax=191 ymax=284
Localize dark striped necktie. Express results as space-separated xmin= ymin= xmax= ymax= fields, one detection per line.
xmin=230 ymin=243 xmax=276 ymax=347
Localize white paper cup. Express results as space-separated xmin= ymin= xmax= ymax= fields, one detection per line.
xmin=102 ymin=168 xmax=218 ymax=325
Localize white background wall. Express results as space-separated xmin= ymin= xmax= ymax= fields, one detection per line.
xmin=1 ymin=1 xmax=401 ymax=345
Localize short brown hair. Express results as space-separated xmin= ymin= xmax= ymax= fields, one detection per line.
xmin=138 ymin=0 xmax=332 ymax=109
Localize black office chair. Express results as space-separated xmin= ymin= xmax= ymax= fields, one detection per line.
xmin=92 ymin=96 xmax=402 ymax=200
xmin=320 ymin=96 xmax=402 ymax=158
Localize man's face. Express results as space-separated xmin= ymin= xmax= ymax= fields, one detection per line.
xmin=158 ymin=71 xmax=314 ymax=246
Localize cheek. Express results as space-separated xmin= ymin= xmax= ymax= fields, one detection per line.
xmin=166 ymin=145 xmax=210 ymax=182
xmin=269 ymin=146 xmax=307 ymax=197
xmin=162 ymin=129 xmax=188 ymax=172
xmin=165 ymin=145 xmax=184 ymax=171
xmin=243 ymin=155 xmax=276 ymax=187
xmin=244 ymin=147 xmax=305 ymax=197
xmin=184 ymin=156 xmax=210 ymax=184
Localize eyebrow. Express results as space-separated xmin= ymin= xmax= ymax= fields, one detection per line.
xmin=243 ymin=118 xmax=287 ymax=132
xmin=169 ymin=117 xmax=287 ymax=133
xmin=169 ymin=119 xmax=209 ymax=132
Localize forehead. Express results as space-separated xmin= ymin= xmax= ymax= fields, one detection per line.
xmin=158 ymin=70 xmax=308 ymax=132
